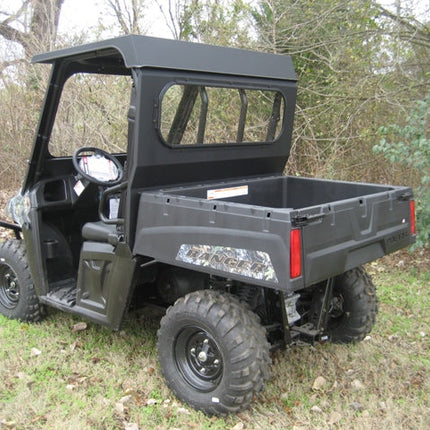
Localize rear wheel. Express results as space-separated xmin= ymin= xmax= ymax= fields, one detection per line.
xmin=157 ymin=289 xmax=271 ymax=415
xmin=0 ymin=240 xmax=42 ymax=322
xmin=325 ymin=267 xmax=378 ymax=343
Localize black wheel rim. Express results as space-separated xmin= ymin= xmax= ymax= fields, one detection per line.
xmin=329 ymin=292 xmax=345 ymax=319
xmin=174 ymin=326 xmax=223 ymax=392
xmin=0 ymin=263 xmax=20 ymax=310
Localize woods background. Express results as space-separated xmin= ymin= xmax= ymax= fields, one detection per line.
xmin=0 ymin=3 xmax=429 ymax=429
xmin=0 ymin=0 xmax=428 ymax=244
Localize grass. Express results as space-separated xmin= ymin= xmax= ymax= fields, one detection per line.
xmin=0 ymin=264 xmax=429 ymax=429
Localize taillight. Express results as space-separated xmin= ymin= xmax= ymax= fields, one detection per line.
xmin=410 ymin=200 xmax=416 ymax=235
xmin=290 ymin=228 xmax=302 ymax=278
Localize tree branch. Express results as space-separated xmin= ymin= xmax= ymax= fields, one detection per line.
xmin=155 ymin=0 xmax=180 ymax=39
xmin=377 ymin=5 xmax=430 ymax=44
xmin=107 ymin=0 xmax=132 ymax=34
xmin=0 ymin=22 xmax=29 ymax=50
xmin=1 ymin=0 xmax=31 ymax=26
xmin=0 ymin=58 xmax=26 ymax=74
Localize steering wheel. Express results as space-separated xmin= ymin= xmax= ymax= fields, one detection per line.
xmin=72 ymin=147 xmax=124 ymax=186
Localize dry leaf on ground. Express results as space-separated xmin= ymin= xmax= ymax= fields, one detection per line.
xmin=312 ymin=376 xmax=327 ymax=390
xmin=328 ymin=411 xmax=342 ymax=425
xmin=72 ymin=322 xmax=87 ymax=332
xmin=30 ymin=347 xmax=41 ymax=357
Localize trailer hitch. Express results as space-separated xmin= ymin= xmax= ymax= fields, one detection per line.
xmin=286 ymin=278 xmax=335 ymax=345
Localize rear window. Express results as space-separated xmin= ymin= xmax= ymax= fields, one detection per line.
xmin=160 ymin=84 xmax=285 ymax=146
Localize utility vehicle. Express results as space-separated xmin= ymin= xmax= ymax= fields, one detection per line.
xmin=0 ymin=35 xmax=415 ymax=415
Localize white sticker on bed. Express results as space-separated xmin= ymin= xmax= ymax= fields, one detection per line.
xmin=207 ymin=185 xmax=248 ymax=200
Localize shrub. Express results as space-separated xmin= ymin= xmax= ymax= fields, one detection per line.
xmin=374 ymin=94 xmax=430 ymax=248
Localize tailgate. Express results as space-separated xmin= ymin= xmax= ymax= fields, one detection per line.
xmin=298 ymin=188 xmax=415 ymax=286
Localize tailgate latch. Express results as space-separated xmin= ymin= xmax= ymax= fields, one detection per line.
xmin=292 ymin=213 xmax=325 ymax=227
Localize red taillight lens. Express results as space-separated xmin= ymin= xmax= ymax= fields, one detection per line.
xmin=410 ymin=200 xmax=416 ymax=235
xmin=290 ymin=229 xmax=302 ymax=278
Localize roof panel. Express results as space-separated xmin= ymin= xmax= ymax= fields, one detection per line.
xmin=32 ymin=35 xmax=296 ymax=81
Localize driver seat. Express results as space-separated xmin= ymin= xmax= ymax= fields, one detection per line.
xmin=82 ymin=221 xmax=119 ymax=245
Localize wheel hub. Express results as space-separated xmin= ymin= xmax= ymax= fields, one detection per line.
xmin=198 ymin=350 xmax=208 ymax=362
xmin=329 ymin=295 xmax=344 ymax=318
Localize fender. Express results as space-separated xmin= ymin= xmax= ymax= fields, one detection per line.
xmin=133 ymin=225 xmax=300 ymax=291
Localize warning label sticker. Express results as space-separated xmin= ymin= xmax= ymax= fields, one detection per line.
xmin=207 ymin=185 xmax=248 ymax=200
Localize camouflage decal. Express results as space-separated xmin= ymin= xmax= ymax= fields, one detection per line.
xmin=176 ymin=244 xmax=278 ymax=283
xmin=5 ymin=190 xmax=31 ymax=226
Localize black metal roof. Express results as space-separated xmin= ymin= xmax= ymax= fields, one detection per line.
xmin=32 ymin=34 xmax=296 ymax=81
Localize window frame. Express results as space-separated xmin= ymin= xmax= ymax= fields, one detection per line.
xmin=46 ymin=71 xmax=133 ymax=158
xmin=156 ymin=79 xmax=287 ymax=149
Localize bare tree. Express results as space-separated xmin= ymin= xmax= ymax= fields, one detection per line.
xmin=105 ymin=0 xmax=145 ymax=35
xmin=378 ymin=2 xmax=430 ymax=49
xmin=252 ymin=0 xmax=429 ymax=183
xmin=154 ymin=0 xmax=196 ymax=40
xmin=0 ymin=0 xmax=64 ymax=60
xmin=154 ymin=0 xmax=251 ymax=44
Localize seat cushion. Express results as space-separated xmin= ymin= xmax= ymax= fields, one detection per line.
xmin=82 ymin=221 xmax=118 ymax=243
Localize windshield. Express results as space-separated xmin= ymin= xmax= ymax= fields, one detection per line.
xmin=49 ymin=73 xmax=131 ymax=156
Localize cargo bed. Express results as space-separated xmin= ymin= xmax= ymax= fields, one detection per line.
xmin=159 ymin=175 xmax=397 ymax=208
xmin=134 ymin=175 xmax=414 ymax=291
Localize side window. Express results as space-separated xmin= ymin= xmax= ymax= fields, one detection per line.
xmin=49 ymin=73 xmax=131 ymax=156
xmin=160 ymin=84 xmax=285 ymax=145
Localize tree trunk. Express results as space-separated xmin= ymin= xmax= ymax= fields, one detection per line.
xmin=0 ymin=0 xmax=65 ymax=59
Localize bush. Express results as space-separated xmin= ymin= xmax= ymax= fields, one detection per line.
xmin=374 ymin=94 xmax=430 ymax=248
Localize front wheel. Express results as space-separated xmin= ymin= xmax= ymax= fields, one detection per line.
xmin=157 ymin=290 xmax=271 ymax=415
xmin=0 ymin=240 xmax=42 ymax=322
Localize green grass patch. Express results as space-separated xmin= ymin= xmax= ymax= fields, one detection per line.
xmin=1 ymin=267 xmax=429 ymax=429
